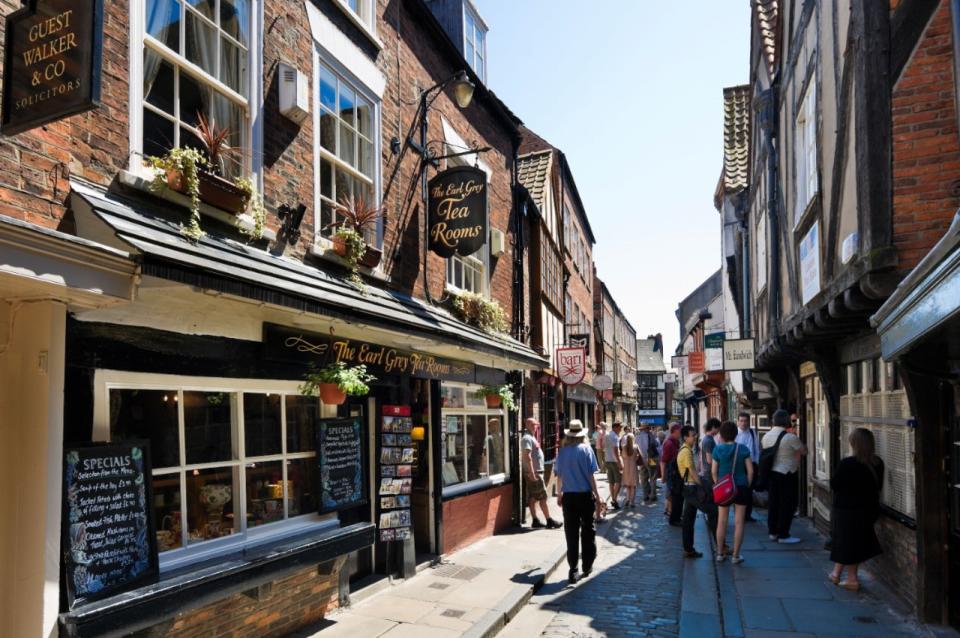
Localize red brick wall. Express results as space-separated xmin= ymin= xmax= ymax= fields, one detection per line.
xmin=132 ymin=564 xmax=339 ymax=638
xmin=441 ymin=483 xmax=513 ymax=554
xmin=891 ymin=0 xmax=960 ymax=273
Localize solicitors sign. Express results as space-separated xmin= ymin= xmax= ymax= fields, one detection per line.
xmin=427 ymin=166 xmax=488 ymax=257
xmin=2 ymin=0 xmax=103 ymax=135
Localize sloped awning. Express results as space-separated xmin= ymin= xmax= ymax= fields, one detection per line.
xmin=69 ymin=178 xmax=546 ymax=371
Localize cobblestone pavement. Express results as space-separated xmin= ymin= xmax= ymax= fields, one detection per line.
xmin=502 ymin=496 xmax=685 ymax=638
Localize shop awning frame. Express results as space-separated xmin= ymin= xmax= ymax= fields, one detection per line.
xmin=69 ymin=178 xmax=547 ymax=371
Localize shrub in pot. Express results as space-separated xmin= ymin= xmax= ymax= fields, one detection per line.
xmin=299 ymin=362 xmax=376 ymax=406
xmin=475 ymin=385 xmax=516 ymax=411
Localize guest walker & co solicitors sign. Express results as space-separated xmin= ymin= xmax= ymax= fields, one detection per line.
xmin=427 ymin=165 xmax=488 ymax=257
xmin=1 ymin=0 xmax=103 ymax=135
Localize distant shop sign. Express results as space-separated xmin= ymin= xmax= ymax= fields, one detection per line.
xmin=556 ymin=346 xmax=586 ymax=385
xmin=593 ymin=374 xmax=613 ymax=391
xmin=2 ymin=0 xmax=103 ymax=135
xmin=568 ymin=333 xmax=590 ymax=356
xmin=722 ymin=338 xmax=755 ymax=371
xmin=687 ymin=352 xmax=705 ymax=374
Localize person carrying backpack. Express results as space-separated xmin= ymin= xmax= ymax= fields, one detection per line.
xmin=761 ymin=409 xmax=807 ymax=543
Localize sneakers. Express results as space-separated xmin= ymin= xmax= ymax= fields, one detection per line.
xmin=716 ymin=553 xmax=727 ymax=563
xmin=768 ymin=534 xmax=779 ymax=541
xmin=531 ymin=518 xmax=545 ymax=529
xmin=684 ymin=550 xmax=703 ymax=558
xmin=731 ymin=555 xmax=745 ymax=564
xmin=778 ymin=536 xmax=802 ymax=544
xmin=545 ymin=518 xmax=562 ymax=529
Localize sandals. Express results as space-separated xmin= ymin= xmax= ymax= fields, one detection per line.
xmin=839 ymin=581 xmax=861 ymax=591
xmin=827 ymin=573 xmax=840 ymax=585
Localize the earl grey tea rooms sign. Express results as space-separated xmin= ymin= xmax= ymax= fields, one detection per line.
xmin=2 ymin=0 xmax=103 ymax=136
xmin=427 ymin=165 xmax=488 ymax=258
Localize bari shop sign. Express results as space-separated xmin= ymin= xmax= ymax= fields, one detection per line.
xmin=556 ymin=346 xmax=586 ymax=385
xmin=428 ymin=166 xmax=488 ymax=257
xmin=2 ymin=0 xmax=103 ymax=135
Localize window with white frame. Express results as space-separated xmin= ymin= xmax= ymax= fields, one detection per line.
xmin=141 ymin=0 xmax=252 ymax=179
xmin=99 ymin=375 xmax=337 ymax=564
xmin=341 ymin=0 xmax=374 ymax=30
xmin=439 ymin=383 xmax=509 ymax=491
xmin=463 ymin=4 xmax=486 ymax=83
xmin=316 ymin=59 xmax=379 ymax=244
xmin=756 ymin=211 xmax=768 ymax=292
xmin=795 ymin=80 xmax=818 ymax=224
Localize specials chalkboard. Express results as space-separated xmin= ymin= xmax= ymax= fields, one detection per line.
xmin=317 ymin=418 xmax=367 ymax=513
xmin=63 ymin=441 xmax=158 ymax=607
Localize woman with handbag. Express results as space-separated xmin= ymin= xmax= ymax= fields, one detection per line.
xmin=827 ymin=428 xmax=884 ymax=591
xmin=712 ymin=421 xmax=754 ymax=564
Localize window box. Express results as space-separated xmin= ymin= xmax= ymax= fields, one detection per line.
xmin=164 ymin=167 xmax=249 ymax=215
xmin=359 ymin=245 xmax=382 ymax=269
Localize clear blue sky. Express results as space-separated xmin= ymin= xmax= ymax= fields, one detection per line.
xmin=477 ymin=1 xmax=750 ymax=358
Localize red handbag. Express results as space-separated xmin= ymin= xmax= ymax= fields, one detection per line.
xmin=712 ymin=443 xmax=739 ymax=506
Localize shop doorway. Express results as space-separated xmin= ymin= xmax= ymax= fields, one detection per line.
xmin=948 ymin=406 xmax=960 ymax=630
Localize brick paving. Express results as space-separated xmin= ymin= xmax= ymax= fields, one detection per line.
xmin=507 ymin=497 xmax=685 ymax=638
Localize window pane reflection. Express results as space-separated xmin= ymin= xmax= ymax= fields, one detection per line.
xmin=286 ymin=395 xmax=318 ymax=453
xmin=243 ymin=393 xmax=281 ymax=457
xmin=287 ymin=457 xmax=317 ymax=516
xmin=109 ymin=389 xmax=180 ymax=468
xmin=184 ymin=392 xmax=235 ymax=464
xmin=245 ymin=460 xmax=284 ymax=527
xmin=154 ymin=474 xmax=183 ymax=552
xmin=466 ymin=415 xmax=487 ymax=481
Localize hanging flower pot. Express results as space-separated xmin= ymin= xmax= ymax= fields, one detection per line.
xmin=318 ymin=383 xmax=347 ymax=405
xmin=474 ymin=385 xmax=516 ymax=411
xmin=485 ymin=394 xmax=502 ymax=409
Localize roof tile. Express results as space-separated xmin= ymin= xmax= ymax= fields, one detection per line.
xmin=517 ymin=151 xmax=553 ymax=214
xmin=722 ymin=85 xmax=751 ymax=194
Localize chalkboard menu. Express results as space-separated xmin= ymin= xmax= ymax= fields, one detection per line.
xmin=317 ymin=418 xmax=367 ymax=513
xmin=63 ymin=441 xmax=158 ymax=607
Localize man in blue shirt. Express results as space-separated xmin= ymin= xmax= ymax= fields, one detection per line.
xmin=735 ymin=412 xmax=760 ymax=522
xmin=555 ymin=419 xmax=601 ymax=583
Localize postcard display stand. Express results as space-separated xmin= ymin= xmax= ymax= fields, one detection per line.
xmin=377 ymin=405 xmax=417 ymax=543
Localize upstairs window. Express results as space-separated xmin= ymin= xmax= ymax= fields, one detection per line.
xmin=141 ymin=0 xmax=252 ymax=179
xmin=316 ymin=60 xmax=379 ymax=245
xmin=463 ymin=4 xmax=486 ymax=83
xmin=795 ymin=80 xmax=818 ymax=224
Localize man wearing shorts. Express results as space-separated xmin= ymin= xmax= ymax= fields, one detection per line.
xmin=603 ymin=422 xmax=623 ymax=510
xmin=522 ymin=418 xmax=561 ymax=529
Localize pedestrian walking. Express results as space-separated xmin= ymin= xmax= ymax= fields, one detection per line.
xmin=636 ymin=422 xmax=659 ymax=501
xmin=620 ymin=431 xmax=640 ymax=507
xmin=713 ymin=421 xmax=754 ymax=563
xmin=828 ymin=428 xmax=885 ymax=591
xmin=554 ymin=419 xmax=602 ymax=584
xmin=762 ymin=409 xmax=807 ymax=544
xmin=603 ymin=422 xmax=623 ymax=510
xmin=593 ymin=422 xmax=607 ymax=469
xmin=734 ymin=412 xmax=760 ymax=522
xmin=522 ymin=418 xmax=562 ymax=530
xmin=678 ymin=425 xmax=706 ymax=558
xmin=661 ymin=423 xmax=683 ymax=525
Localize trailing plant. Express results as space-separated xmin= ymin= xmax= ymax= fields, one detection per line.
xmin=475 ymin=384 xmax=516 ymax=411
xmin=452 ymin=291 xmax=508 ymax=333
xmin=147 ymin=146 xmax=207 ymax=241
xmin=299 ymin=361 xmax=376 ymax=397
xmin=333 ymin=226 xmax=367 ymax=289
xmin=234 ymin=177 xmax=265 ymax=240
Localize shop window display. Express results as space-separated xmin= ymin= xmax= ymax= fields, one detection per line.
xmin=108 ymin=384 xmax=323 ymax=557
xmin=441 ymin=383 xmax=509 ymax=490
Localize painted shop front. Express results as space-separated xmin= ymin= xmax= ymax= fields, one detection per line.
xmin=49 ymin=180 xmax=544 ymax=636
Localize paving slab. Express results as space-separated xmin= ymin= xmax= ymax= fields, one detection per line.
xmin=739 ymin=597 xmax=792 ymax=632
xmin=351 ymin=594 xmax=437 ymax=624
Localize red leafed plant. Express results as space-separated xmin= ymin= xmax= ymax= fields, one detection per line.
xmin=334 ymin=193 xmax=384 ymax=235
xmin=195 ymin=111 xmax=234 ymax=176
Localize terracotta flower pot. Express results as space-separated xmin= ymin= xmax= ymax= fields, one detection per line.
xmin=485 ymin=394 xmax=502 ymax=409
xmin=164 ymin=168 xmax=248 ymax=214
xmin=331 ymin=235 xmax=348 ymax=257
xmin=360 ymin=245 xmax=382 ymax=269
xmin=318 ymin=383 xmax=346 ymax=405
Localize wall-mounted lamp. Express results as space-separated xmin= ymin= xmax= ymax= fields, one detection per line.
xmin=411 ymin=426 xmax=426 ymax=442
xmin=278 ymin=203 xmax=307 ymax=245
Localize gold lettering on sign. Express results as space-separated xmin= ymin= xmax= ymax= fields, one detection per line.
xmin=429 ymin=178 xmax=483 ymax=248
xmin=13 ymin=8 xmax=82 ymax=112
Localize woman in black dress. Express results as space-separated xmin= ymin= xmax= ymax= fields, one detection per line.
xmin=828 ymin=428 xmax=884 ymax=591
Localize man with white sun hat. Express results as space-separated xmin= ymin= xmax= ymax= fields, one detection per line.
xmin=554 ymin=419 xmax=602 ymax=583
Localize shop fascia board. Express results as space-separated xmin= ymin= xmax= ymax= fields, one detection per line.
xmin=0 ymin=215 xmax=137 ymax=308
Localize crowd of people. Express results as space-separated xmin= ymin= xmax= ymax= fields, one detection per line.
xmin=545 ymin=410 xmax=886 ymax=591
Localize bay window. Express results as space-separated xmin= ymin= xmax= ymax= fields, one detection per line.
xmin=139 ymin=0 xmax=252 ymax=179
xmin=440 ymin=383 xmax=509 ymax=494
xmin=97 ymin=373 xmax=336 ymax=568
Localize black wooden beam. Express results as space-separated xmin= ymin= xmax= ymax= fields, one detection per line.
xmin=891 ymin=0 xmax=943 ymax=81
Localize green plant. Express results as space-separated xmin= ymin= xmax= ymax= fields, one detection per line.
xmin=299 ymin=362 xmax=376 ymax=397
xmin=452 ymin=291 xmax=508 ymax=333
xmin=334 ymin=226 xmax=367 ymax=288
xmin=195 ymin=111 xmax=234 ymax=176
xmin=335 ymin=193 xmax=383 ymax=235
xmin=147 ymin=146 xmax=208 ymax=241
xmin=234 ymin=177 xmax=265 ymax=240
xmin=475 ymin=384 xmax=516 ymax=411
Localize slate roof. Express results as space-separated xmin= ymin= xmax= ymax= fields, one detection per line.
xmin=754 ymin=0 xmax=779 ymax=76
xmin=722 ymin=85 xmax=751 ymax=194
xmin=636 ymin=339 xmax=666 ymax=373
xmin=68 ymin=178 xmax=547 ymax=369
xmin=517 ymin=150 xmax=553 ymax=215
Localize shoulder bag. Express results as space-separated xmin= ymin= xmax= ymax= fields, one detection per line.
xmin=712 ymin=444 xmax=739 ymax=506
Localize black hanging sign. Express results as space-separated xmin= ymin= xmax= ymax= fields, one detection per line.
xmin=62 ymin=441 xmax=158 ymax=608
xmin=317 ymin=418 xmax=367 ymax=513
xmin=1 ymin=0 xmax=103 ymax=136
xmin=427 ymin=165 xmax=488 ymax=257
